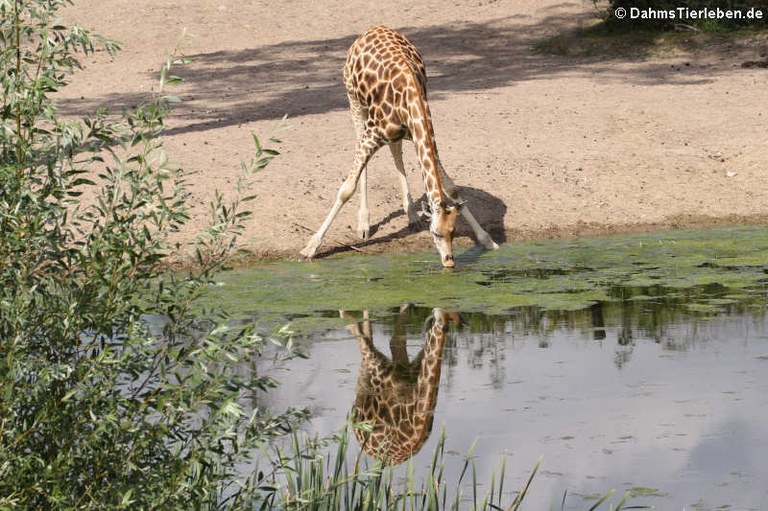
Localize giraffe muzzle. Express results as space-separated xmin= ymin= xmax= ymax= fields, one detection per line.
xmin=442 ymin=254 xmax=455 ymax=268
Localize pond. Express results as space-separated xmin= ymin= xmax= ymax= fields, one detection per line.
xmin=210 ymin=226 xmax=768 ymax=510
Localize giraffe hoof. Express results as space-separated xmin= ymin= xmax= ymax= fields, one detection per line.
xmin=478 ymin=235 xmax=499 ymax=250
xmin=300 ymin=236 xmax=322 ymax=259
xmin=357 ymin=228 xmax=370 ymax=241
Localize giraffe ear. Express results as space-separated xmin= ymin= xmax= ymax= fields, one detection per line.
xmin=442 ymin=199 xmax=464 ymax=211
xmin=451 ymin=199 xmax=466 ymax=212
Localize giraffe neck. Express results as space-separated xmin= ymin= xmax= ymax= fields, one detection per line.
xmin=416 ymin=310 xmax=448 ymax=416
xmin=403 ymin=84 xmax=459 ymax=266
xmin=406 ymin=90 xmax=446 ymax=210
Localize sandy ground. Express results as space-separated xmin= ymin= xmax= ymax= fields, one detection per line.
xmin=58 ymin=0 xmax=768 ymax=261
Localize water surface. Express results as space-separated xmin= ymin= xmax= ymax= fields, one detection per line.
xmin=212 ymin=226 xmax=768 ymax=509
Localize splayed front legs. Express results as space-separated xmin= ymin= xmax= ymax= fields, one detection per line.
xmin=300 ymin=138 xmax=429 ymax=260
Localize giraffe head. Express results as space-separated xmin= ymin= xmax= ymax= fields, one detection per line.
xmin=428 ymin=200 xmax=463 ymax=268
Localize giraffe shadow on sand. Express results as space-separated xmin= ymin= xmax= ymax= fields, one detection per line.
xmin=341 ymin=305 xmax=460 ymax=466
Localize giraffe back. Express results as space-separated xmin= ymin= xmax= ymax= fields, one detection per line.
xmin=343 ymin=25 xmax=433 ymax=144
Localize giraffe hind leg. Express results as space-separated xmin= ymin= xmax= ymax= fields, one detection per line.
xmin=357 ymin=167 xmax=370 ymax=240
xmin=389 ymin=140 xmax=420 ymax=227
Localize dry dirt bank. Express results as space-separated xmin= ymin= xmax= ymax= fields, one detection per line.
xmin=58 ymin=0 xmax=768 ymax=260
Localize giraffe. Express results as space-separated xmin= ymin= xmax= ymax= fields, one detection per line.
xmin=341 ymin=305 xmax=459 ymax=465
xmin=300 ymin=25 xmax=498 ymax=268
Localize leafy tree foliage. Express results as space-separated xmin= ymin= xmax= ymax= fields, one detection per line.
xmin=0 ymin=1 xmax=303 ymax=509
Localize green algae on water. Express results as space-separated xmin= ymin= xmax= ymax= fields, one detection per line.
xmin=205 ymin=226 xmax=768 ymax=333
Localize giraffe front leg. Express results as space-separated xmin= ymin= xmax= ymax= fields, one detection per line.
xmin=460 ymin=208 xmax=499 ymax=250
xmin=300 ymin=134 xmax=382 ymax=259
xmin=437 ymin=164 xmax=499 ymax=250
xmin=300 ymin=162 xmax=363 ymax=259
xmin=300 ymin=235 xmax=322 ymax=259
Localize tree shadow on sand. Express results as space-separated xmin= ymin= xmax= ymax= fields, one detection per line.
xmin=58 ymin=9 xmax=739 ymax=134
xmin=56 ymin=7 xmax=766 ymax=261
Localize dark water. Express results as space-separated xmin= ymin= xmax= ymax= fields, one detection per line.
xmin=212 ymin=227 xmax=768 ymax=509
xmin=260 ymin=298 xmax=768 ymax=510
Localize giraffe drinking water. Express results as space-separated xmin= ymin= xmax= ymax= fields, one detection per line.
xmin=300 ymin=25 xmax=498 ymax=267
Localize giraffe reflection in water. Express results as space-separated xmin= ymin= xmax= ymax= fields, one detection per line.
xmin=341 ymin=306 xmax=459 ymax=465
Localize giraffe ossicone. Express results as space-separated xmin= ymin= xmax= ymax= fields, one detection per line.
xmin=299 ymin=25 xmax=498 ymax=268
